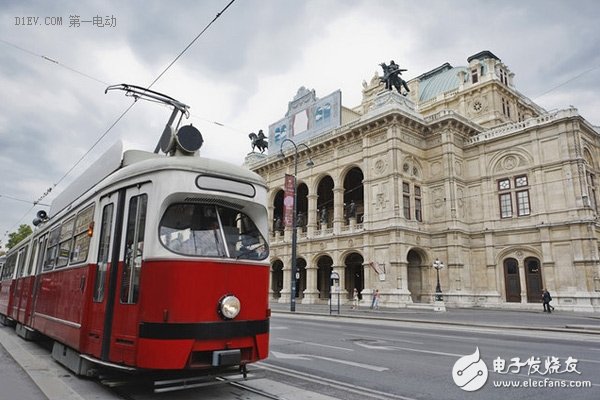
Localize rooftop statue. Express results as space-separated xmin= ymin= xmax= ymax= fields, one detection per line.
xmin=249 ymin=129 xmax=268 ymax=153
xmin=380 ymin=60 xmax=410 ymax=96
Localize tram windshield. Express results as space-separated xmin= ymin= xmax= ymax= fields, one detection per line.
xmin=159 ymin=203 xmax=268 ymax=260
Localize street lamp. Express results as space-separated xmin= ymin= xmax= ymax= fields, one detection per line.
xmin=433 ymin=258 xmax=445 ymax=301
xmin=280 ymin=138 xmax=314 ymax=312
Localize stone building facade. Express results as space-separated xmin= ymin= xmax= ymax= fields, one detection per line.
xmin=247 ymin=50 xmax=600 ymax=311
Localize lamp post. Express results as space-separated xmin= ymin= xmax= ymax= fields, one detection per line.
xmin=433 ymin=258 xmax=445 ymax=301
xmin=280 ymin=138 xmax=313 ymax=312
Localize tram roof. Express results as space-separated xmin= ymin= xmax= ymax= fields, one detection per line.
xmin=49 ymin=141 xmax=266 ymax=219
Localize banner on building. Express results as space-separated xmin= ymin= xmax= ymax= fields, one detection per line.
xmin=369 ymin=261 xmax=386 ymax=281
xmin=283 ymin=174 xmax=296 ymax=227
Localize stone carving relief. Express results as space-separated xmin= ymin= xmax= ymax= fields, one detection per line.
xmin=455 ymin=160 xmax=463 ymax=176
xmin=432 ymin=187 xmax=445 ymax=218
xmin=502 ymin=155 xmax=517 ymax=170
xmin=338 ymin=141 xmax=363 ymax=157
xmin=314 ymin=150 xmax=334 ymax=165
xmin=374 ymin=158 xmax=387 ymax=175
xmin=493 ymin=153 xmax=530 ymax=173
xmin=431 ymin=161 xmax=442 ymax=177
xmin=370 ymin=131 xmax=387 ymax=145
xmin=457 ymin=187 xmax=464 ymax=208
xmin=402 ymin=157 xmax=422 ymax=178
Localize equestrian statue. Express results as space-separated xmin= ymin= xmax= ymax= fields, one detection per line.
xmin=249 ymin=129 xmax=268 ymax=153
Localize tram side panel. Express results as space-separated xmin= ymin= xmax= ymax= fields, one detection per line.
xmin=0 ymin=279 xmax=15 ymax=324
xmin=32 ymin=266 xmax=90 ymax=350
xmin=14 ymin=276 xmax=35 ymax=324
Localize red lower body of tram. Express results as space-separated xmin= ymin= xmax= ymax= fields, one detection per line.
xmin=5 ymin=259 xmax=269 ymax=374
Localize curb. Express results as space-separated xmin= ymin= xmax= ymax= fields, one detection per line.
xmin=271 ymin=310 xmax=600 ymax=336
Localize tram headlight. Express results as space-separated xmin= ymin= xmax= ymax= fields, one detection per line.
xmin=218 ymin=295 xmax=241 ymax=320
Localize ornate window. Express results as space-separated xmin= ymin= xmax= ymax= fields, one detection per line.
xmin=403 ymin=182 xmax=410 ymax=219
xmin=415 ymin=185 xmax=422 ymax=222
xmin=498 ymin=175 xmax=531 ymax=218
xmin=402 ymin=182 xmax=423 ymax=222
xmin=471 ymin=69 xmax=478 ymax=84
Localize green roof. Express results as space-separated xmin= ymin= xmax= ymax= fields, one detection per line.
xmin=418 ymin=65 xmax=468 ymax=102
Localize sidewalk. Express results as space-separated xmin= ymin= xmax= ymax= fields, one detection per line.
xmin=269 ymin=302 xmax=600 ymax=335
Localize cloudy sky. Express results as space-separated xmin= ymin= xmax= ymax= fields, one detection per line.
xmin=1 ymin=0 xmax=599 ymax=248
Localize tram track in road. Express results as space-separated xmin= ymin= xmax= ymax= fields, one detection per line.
xmin=257 ymin=361 xmax=417 ymax=400
xmin=216 ymin=375 xmax=284 ymax=399
xmin=101 ymin=369 xmax=286 ymax=399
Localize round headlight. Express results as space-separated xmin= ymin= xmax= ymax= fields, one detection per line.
xmin=219 ymin=295 xmax=241 ymax=320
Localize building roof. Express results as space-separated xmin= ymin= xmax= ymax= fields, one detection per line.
xmin=418 ymin=64 xmax=468 ymax=102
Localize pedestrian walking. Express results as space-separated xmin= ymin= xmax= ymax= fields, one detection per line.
xmin=371 ymin=289 xmax=380 ymax=310
xmin=542 ymin=288 xmax=554 ymax=313
xmin=352 ymin=288 xmax=359 ymax=309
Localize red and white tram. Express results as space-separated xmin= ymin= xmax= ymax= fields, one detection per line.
xmin=0 ymin=86 xmax=270 ymax=378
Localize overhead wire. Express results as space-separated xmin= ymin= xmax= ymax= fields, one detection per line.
xmin=0 ymin=194 xmax=50 ymax=207
xmin=0 ymin=38 xmax=109 ymax=86
xmin=532 ymin=64 xmax=600 ymax=100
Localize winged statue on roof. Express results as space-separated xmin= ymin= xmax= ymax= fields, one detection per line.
xmin=380 ymin=60 xmax=410 ymax=95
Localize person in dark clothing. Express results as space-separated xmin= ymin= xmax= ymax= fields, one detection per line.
xmin=542 ymin=289 xmax=554 ymax=313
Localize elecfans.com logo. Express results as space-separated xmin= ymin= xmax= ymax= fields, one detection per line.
xmin=452 ymin=347 xmax=489 ymax=391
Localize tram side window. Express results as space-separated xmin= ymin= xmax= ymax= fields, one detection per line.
xmin=15 ymin=245 xmax=29 ymax=278
xmin=71 ymin=204 xmax=95 ymax=264
xmin=26 ymin=240 xmax=38 ymax=276
xmin=44 ymin=226 xmax=61 ymax=271
xmin=35 ymin=236 xmax=47 ymax=275
xmin=1 ymin=253 xmax=17 ymax=280
xmin=56 ymin=217 xmax=76 ymax=268
xmin=121 ymin=194 xmax=147 ymax=304
xmin=94 ymin=203 xmax=114 ymax=302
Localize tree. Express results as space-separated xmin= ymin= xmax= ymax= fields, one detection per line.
xmin=6 ymin=224 xmax=33 ymax=250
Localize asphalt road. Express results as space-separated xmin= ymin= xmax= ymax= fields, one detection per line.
xmin=2 ymin=315 xmax=599 ymax=400
xmin=263 ymin=314 xmax=600 ymax=400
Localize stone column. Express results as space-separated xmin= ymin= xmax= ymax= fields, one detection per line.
xmin=394 ymin=261 xmax=412 ymax=305
xmin=333 ymin=187 xmax=344 ymax=234
xmin=519 ymin=260 xmax=527 ymax=304
xmin=302 ymin=263 xmax=319 ymax=304
xmin=278 ymin=256 xmax=292 ymax=304
xmin=307 ymin=194 xmax=318 ymax=237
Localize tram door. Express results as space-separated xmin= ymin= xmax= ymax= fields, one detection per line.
xmin=89 ymin=185 xmax=149 ymax=364
xmin=88 ymin=193 xmax=118 ymax=359
xmin=109 ymin=188 xmax=148 ymax=364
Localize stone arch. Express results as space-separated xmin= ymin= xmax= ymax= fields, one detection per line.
xmin=271 ymin=189 xmax=284 ymax=232
xmin=293 ymin=257 xmax=307 ymax=299
xmin=316 ymin=255 xmax=334 ymax=299
xmin=316 ymin=175 xmax=335 ymax=228
xmin=296 ymin=182 xmax=309 ymax=231
xmin=489 ymin=149 xmax=534 ymax=174
xmin=496 ymin=246 xmax=544 ymax=303
xmin=402 ymin=155 xmax=424 ymax=179
xmin=406 ymin=247 xmax=428 ymax=303
xmin=271 ymin=259 xmax=284 ymax=299
xmin=342 ymin=166 xmax=365 ymax=222
xmin=583 ymin=147 xmax=595 ymax=168
xmin=343 ymin=252 xmax=365 ymax=300
xmin=496 ymin=245 xmax=542 ymax=264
